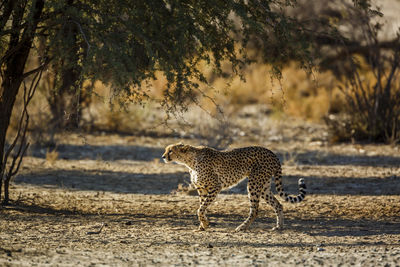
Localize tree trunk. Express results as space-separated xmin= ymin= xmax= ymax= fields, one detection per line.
xmin=0 ymin=0 xmax=45 ymax=204
xmin=3 ymin=177 xmax=10 ymax=205
xmin=0 ymin=63 xmax=24 ymax=205
xmin=48 ymin=12 xmax=84 ymax=130
xmin=49 ymin=64 xmax=83 ymax=130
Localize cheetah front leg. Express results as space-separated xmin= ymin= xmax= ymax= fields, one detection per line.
xmin=196 ymin=187 xmax=220 ymax=231
xmin=196 ymin=187 xmax=208 ymax=230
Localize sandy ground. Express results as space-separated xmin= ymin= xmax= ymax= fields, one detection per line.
xmin=1 ymin=116 xmax=400 ymax=266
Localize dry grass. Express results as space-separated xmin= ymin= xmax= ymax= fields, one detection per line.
xmin=191 ymin=62 xmax=344 ymax=122
xmin=6 ymin=60 xmax=347 ymax=146
xmin=45 ymin=148 xmax=59 ymax=165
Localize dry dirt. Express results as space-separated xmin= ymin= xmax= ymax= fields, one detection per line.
xmin=1 ymin=116 xmax=400 ymax=266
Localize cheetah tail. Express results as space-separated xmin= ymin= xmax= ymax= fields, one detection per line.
xmin=274 ymin=167 xmax=306 ymax=203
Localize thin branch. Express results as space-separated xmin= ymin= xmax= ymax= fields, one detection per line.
xmin=10 ymin=143 xmax=29 ymax=177
xmin=384 ymin=48 xmax=400 ymax=98
xmin=319 ymin=39 xmax=400 ymax=65
xmin=69 ymin=20 xmax=91 ymax=55
xmin=22 ymin=58 xmax=51 ymax=79
xmin=3 ymin=67 xmax=42 ymax=187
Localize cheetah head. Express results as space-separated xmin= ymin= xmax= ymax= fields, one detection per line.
xmin=162 ymin=143 xmax=191 ymax=164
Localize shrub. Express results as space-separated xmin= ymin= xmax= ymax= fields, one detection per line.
xmin=326 ymin=51 xmax=400 ymax=143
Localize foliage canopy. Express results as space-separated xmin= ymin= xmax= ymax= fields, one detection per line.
xmin=1 ymin=0 xmax=315 ymax=111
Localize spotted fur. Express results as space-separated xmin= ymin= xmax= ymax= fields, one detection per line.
xmin=162 ymin=143 xmax=306 ymax=231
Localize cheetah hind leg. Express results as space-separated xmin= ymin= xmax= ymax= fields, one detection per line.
xmin=263 ymin=190 xmax=284 ymax=231
xmin=235 ymin=181 xmax=261 ymax=232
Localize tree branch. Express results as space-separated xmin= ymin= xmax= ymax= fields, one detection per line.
xmin=22 ymin=57 xmax=51 ymax=79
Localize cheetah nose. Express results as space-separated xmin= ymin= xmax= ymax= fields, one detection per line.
xmin=162 ymin=155 xmax=166 ymax=159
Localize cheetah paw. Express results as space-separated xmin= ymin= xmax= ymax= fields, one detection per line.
xmin=271 ymin=226 xmax=283 ymax=231
xmin=195 ymin=220 xmax=209 ymax=231
xmin=234 ymin=225 xmax=248 ymax=232
xmin=194 ymin=226 xmax=207 ymax=232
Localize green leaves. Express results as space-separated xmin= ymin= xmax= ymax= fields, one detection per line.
xmin=2 ymin=0 xmax=314 ymax=111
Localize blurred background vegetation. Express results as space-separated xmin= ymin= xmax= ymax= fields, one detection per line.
xmin=1 ymin=0 xmax=400 ymax=203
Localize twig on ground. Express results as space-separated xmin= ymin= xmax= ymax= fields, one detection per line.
xmin=86 ymin=223 xmax=106 ymax=235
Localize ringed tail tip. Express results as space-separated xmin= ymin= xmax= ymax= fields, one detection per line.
xmin=298 ymin=178 xmax=306 ymax=189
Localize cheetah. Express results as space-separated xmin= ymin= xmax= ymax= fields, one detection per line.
xmin=162 ymin=143 xmax=306 ymax=231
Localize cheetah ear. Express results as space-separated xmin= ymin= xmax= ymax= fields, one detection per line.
xmin=180 ymin=144 xmax=190 ymax=153
xmin=176 ymin=142 xmax=186 ymax=148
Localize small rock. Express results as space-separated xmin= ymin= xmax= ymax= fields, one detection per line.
xmin=207 ymin=244 xmax=213 ymax=248
xmin=125 ymin=221 xmax=133 ymax=225
xmin=317 ymin=247 xmax=325 ymax=252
